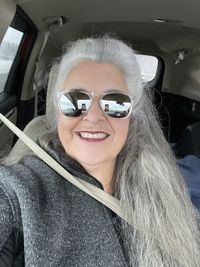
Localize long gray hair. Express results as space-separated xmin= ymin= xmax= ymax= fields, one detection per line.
xmin=24 ymin=36 xmax=200 ymax=266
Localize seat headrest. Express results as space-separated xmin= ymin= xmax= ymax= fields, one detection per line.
xmin=175 ymin=121 xmax=200 ymax=158
xmin=5 ymin=64 xmax=60 ymax=165
xmin=46 ymin=63 xmax=59 ymax=130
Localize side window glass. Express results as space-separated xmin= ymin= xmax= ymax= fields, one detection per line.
xmin=0 ymin=27 xmax=23 ymax=93
xmin=136 ymin=54 xmax=158 ymax=83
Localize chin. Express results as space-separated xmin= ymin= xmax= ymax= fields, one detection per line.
xmin=76 ymin=156 xmax=107 ymax=167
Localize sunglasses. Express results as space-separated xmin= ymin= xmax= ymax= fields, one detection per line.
xmin=57 ymin=89 xmax=133 ymax=119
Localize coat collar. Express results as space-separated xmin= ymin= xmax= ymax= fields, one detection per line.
xmin=41 ymin=138 xmax=104 ymax=190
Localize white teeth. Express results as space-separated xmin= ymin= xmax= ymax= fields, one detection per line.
xmin=79 ymin=132 xmax=107 ymax=139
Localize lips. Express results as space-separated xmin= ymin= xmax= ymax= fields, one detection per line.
xmin=75 ymin=131 xmax=110 ymax=142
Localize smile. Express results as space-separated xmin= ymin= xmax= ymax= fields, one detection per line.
xmin=76 ymin=131 xmax=110 ymax=141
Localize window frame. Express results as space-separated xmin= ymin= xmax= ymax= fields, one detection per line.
xmin=0 ymin=6 xmax=37 ymax=116
xmin=3 ymin=6 xmax=37 ymax=96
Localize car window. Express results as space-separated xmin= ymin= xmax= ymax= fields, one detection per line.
xmin=136 ymin=54 xmax=158 ymax=83
xmin=0 ymin=27 xmax=23 ymax=93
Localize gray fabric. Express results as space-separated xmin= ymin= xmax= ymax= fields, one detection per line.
xmin=0 ymin=152 xmax=129 ymax=266
xmin=0 ymin=229 xmax=24 ymax=266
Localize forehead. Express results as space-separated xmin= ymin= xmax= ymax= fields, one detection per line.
xmin=62 ymin=60 xmax=128 ymax=94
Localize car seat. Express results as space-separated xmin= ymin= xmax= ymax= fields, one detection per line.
xmin=175 ymin=121 xmax=200 ymax=158
xmin=5 ymin=64 xmax=59 ymax=165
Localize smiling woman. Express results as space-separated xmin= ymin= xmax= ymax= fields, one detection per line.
xmin=57 ymin=61 xmax=130 ymax=193
xmin=0 ymin=36 xmax=200 ymax=267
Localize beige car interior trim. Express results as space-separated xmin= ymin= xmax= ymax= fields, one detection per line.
xmin=21 ymin=31 xmax=59 ymax=102
xmin=20 ymin=32 xmax=49 ymax=101
xmin=7 ymin=115 xmax=47 ymax=164
xmin=0 ymin=0 xmax=16 ymax=42
xmin=14 ymin=0 xmax=200 ymax=30
xmin=33 ymin=31 xmax=50 ymax=117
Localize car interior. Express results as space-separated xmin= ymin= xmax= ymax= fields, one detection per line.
xmin=0 ymin=0 xmax=200 ymax=161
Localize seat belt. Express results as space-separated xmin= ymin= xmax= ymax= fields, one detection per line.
xmin=0 ymin=113 xmax=131 ymax=226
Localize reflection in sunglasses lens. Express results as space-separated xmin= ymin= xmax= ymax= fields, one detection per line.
xmin=101 ymin=93 xmax=132 ymax=118
xmin=59 ymin=92 xmax=90 ymax=117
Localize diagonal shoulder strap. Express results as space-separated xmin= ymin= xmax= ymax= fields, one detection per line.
xmin=0 ymin=113 xmax=130 ymax=225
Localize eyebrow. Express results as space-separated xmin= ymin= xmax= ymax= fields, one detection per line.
xmin=63 ymin=88 xmax=128 ymax=94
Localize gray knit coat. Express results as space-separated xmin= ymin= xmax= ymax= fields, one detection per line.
xmin=0 ymin=151 xmax=129 ymax=266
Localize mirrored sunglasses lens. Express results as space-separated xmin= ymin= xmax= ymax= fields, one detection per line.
xmin=59 ymin=91 xmax=90 ymax=117
xmin=101 ymin=93 xmax=132 ymax=118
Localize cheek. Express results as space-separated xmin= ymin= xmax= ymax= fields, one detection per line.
xmin=57 ymin=115 xmax=77 ymax=144
xmin=112 ymin=119 xmax=130 ymax=146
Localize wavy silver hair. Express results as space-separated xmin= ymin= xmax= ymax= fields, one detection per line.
xmin=9 ymin=36 xmax=200 ymax=266
xmin=46 ymin=36 xmax=143 ymax=130
xmin=45 ymin=36 xmax=200 ymax=266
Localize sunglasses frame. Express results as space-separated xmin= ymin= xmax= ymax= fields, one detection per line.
xmin=57 ymin=89 xmax=134 ymax=119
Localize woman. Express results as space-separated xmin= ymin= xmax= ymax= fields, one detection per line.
xmin=0 ymin=36 xmax=200 ymax=266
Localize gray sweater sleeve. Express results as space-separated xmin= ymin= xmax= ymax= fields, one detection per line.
xmin=0 ymin=184 xmax=14 ymax=251
xmin=0 ymin=167 xmax=22 ymax=252
xmin=0 ymin=180 xmax=24 ymax=266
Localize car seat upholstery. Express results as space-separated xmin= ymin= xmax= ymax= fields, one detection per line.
xmin=6 ymin=63 xmax=59 ymax=165
xmin=175 ymin=121 xmax=200 ymax=158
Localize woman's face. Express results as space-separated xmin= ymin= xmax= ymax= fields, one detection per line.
xmin=57 ymin=60 xmax=130 ymax=171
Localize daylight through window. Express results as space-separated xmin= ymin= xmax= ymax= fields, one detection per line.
xmin=0 ymin=27 xmax=23 ymax=93
xmin=136 ymin=54 xmax=158 ymax=83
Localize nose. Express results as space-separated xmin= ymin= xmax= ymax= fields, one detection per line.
xmin=82 ymin=98 xmax=106 ymax=123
